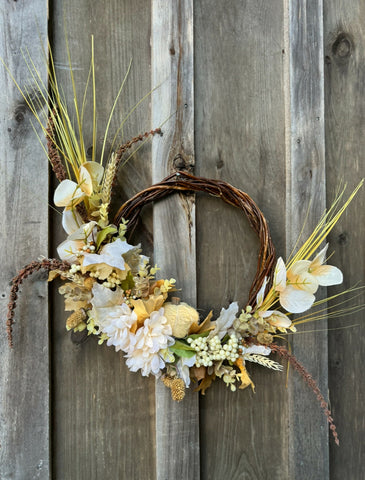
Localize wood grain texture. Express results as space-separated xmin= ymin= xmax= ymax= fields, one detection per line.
xmin=151 ymin=1 xmax=199 ymax=479
xmin=285 ymin=1 xmax=329 ymax=478
xmin=323 ymin=2 xmax=365 ymax=478
xmin=195 ymin=1 xmax=289 ymax=478
xmin=50 ymin=1 xmax=156 ymax=479
xmin=0 ymin=2 xmax=49 ymax=479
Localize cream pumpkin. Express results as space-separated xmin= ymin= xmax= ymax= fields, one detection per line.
xmin=163 ymin=299 xmax=200 ymax=338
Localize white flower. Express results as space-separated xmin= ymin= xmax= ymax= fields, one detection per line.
xmin=62 ymin=209 xmax=83 ymax=235
xmin=287 ymin=244 xmax=343 ymax=293
xmin=54 ymin=161 xmax=104 ymax=209
xmin=262 ymin=310 xmax=292 ymax=329
xmin=82 ymin=238 xmax=135 ymax=271
xmin=176 ymin=355 xmax=196 ymax=387
xmin=101 ymin=303 xmax=138 ymax=353
xmin=90 ymin=283 xmax=125 ymax=323
xmin=256 ymin=277 xmax=268 ymax=308
xmin=210 ymin=302 xmax=239 ymax=340
xmin=126 ymin=309 xmax=175 ymax=377
xmin=241 ymin=345 xmax=271 ymax=356
xmin=57 ymin=221 xmax=97 ymax=263
xmin=274 ymin=257 xmax=315 ymax=313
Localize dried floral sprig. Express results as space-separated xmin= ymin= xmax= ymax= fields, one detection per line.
xmin=270 ymin=344 xmax=339 ymax=446
xmin=46 ymin=112 xmax=67 ymax=182
xmin=101 ymin=127 xmax=162 ymax=212
xmin=113 ymin=127 xmax=162 ymax=181
xmin=101 ymin=152 xmax=118 ymax=207
xmin=244 ymin=353 xmax=283 ymax=371
xmin=6 ymin=259 xmax=69 ymax=347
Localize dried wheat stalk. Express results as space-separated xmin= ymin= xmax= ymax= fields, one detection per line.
xmin=244 ymin=353 xmax=283 ymax=371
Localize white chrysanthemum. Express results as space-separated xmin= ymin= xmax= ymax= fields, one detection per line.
xmin=101 ymin=304 xmax=137 ymax=353
xmin=126 ymin=308 xmax=175 ymax=377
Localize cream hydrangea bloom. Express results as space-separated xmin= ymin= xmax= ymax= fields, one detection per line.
xmin=89 ymin=283 xmax=137 ymax=352
xmin=126 ymin=309 xmax=175 ymax=377
xmin=101 ymin=304 xmax=138 ymax=353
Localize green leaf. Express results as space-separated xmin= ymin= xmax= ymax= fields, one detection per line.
xmin=187 ymin=331 xmax=209 ymax=340
xmin=172 ymin=340 xmax=196 ymax=351
xmin=169 ymin=346 xmax=196 ymax=359
xmin=120 ymin=271 xmax=135 ymax=291
xmin=96 ymin=225 xmax=117 ymax=249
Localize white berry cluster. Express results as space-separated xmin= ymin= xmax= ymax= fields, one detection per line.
xmin=76 ymin=243 xmax=96 ymax=257
xmin=89 ymin=271 xmax=122 ymax=289
xmin=187 ymin=334 xmax=239 ymax=368
xmin=69 ymin=264 xmax=82 ymax=274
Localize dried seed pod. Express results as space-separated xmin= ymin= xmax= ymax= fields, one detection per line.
xmin=170 ymin=378 xmax=186 ymax=402
xmin=162 ymin=375 xmax=174 ymax=388
xmin=66 ymin=309 xmax=87 ymax=330
xmin=83 ymin=277 xmax=96 ymax=290
xmin=257 ymin=332 xmax=273 ymax=345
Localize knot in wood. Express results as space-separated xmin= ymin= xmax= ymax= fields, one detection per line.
xmin=173 ymin=154 xmax=187 ymax=170
xmin=332 ymin=33 xmax=353 ymax=60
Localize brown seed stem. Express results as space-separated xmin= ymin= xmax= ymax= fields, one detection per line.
xmin=6 ymin=259 xmax=70 ymax=348
xmin=46 ymin=113 xmax=67 ymax=183
xmin=270 ymin=343 xmax=339 ymax=446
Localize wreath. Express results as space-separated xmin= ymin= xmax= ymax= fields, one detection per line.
xmin=4 ymin=43 xmax=364 ymax=447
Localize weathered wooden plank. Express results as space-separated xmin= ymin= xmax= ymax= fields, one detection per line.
xmin=286 ymin=0 xmax=330 ymax=474
xmin=0 ymin=2 xmax=49 ymax=479
xmin=195 ymin=2 xmax=289 ymax=478
xmin=285 ymin=0 xmax=329 ymax=478
xmin=151 ymin=1 xmax=199 ymax=479
xmin=323 ymin=3 xmax=365 ymax=478
xmin=51 ymin=1 xmax=156 ymax=478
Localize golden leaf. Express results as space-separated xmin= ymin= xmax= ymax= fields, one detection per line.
xmin=235 ymin=357 xmax=255 ymax=392
xmin=194 ymin=373 xmax=216 ymax=395
xmin=81 ymin=262 xmax=128 ymax=281
xmin=191 ymin=366 xmax=207 ymax=381
xmin=131 ymin=294 xmax=165 ymax=327
xmin=48 ymin=270 xmax=61 ymax=282
xmin=188 ymin=310 xmax=214 ymax=335
xmin=64 ymin=298 xmax=90 ymax=312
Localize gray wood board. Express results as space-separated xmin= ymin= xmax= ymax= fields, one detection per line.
xmin=286 ymin=0 xmax=329 ymax=478
xmin=151 ymin=1 xmax=199 ymax=479
xmin=0 ymin=2 xmax=49 ymax=479
xmin=324 ymin=2 xmax=365 ymax=478
xmin=195 ymin=1 xmax=289 ymax=478
xmin=50 ymin=1 xmax=156 ymax=479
